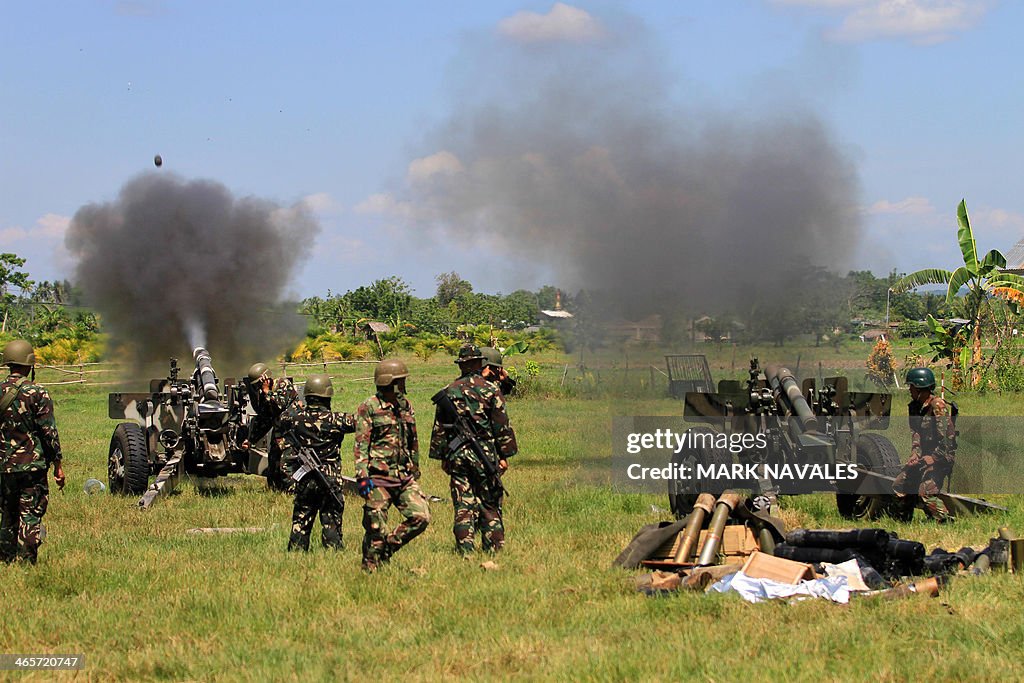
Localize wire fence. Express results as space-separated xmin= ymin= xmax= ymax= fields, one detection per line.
xmin=35 ymin=362 xmax=123 ymax=386
xmin=30 ymin=359 xmax=385 ymax=388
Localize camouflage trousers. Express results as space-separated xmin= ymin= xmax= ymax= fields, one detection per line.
xmin=288 ymin=473 xmax=344 ymax=552
xmin=449 ymin=457 xmax=504 ymax=555
xmin=266 ymin=442 xmax=295 ymax=494
xmin=361 ymin=479 xmax=430 ymax=571
xmin=893 ymin=455 xmax=953 ymax=522
xmin=0 ymin=470 xmax=49 ymax=564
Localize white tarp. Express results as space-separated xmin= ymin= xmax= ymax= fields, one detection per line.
xmin=709 ymin=571 xmax=853 ymax=604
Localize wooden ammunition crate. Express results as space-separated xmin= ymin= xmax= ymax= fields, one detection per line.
xmin=740 ymin=551 xmax=815 ymax=584
xmin=641 ymin=524 xmax=759 ymax=570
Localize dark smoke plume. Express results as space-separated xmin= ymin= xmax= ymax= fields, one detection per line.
xmin=395 ymin=11 xmax=861 ymax=318
xmin=65 ymin=173 xmax=318 ymax=368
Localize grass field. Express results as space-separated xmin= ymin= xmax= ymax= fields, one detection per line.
xmin=3 ymin=344 xmax=1024 ymax=681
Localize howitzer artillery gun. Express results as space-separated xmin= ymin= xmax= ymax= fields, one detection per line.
xmin=670 ymin=358 xmax=899 ymax=520
xmin=107 ymin=347 xmax=273 ymax=508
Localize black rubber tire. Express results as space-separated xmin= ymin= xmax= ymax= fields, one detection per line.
xmin=668 ymin=427 xmax=733 ymax=519
xmin=108 ymin=423 xmax=151 ymax=495
xmin=836 ymin=432 xmax=901 ymax=520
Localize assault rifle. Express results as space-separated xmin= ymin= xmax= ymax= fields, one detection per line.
xmin=291 ymin=447 xmax=346 ymax=510
xmin=431 ymin=389 xmax=506 ymax=497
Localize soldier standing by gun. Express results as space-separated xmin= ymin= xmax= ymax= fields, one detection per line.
xmin=354 ymin=359 xmax=430 ymax=572
xmin=893 ymin=367 xmax=955 ymax=522
xmin=480 ymin=346 xmax=516 ymax=396
xmin=0 ymin=340 xmax=65 ymax=564
xmin=278 ymin=374 xmax=354 ymax=551
xmin=243 ymin=362 xmax=298 ymax=492
xmin=430 ymin=344 xmax=518 ymax=555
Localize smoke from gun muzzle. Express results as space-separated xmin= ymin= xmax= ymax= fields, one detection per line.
xmin=65 ymin=173 xmax=319 ymax=368
xmin=389 ymin=13 xmax=861 ymax=319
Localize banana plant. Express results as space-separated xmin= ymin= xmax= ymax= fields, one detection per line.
xmin=891 ymin=200 xmax=1024 ymax=385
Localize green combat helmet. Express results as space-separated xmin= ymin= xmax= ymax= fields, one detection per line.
xmin=481 ymin=346 xmax=503 ymax=369
xmin=304 ymin=374 xmax=334 ymax=399
xmin=374 ymin=359 xmax=409 ymax=387
xmin=247 ymin=362 xmax=269 ymax=383
xmin=905 ymin=367 xmax=936 ymax=389
xmin=2 ymin=339 xmax=35 ymax=367
xmin=455 ymin=343 xmax=485 ymax=364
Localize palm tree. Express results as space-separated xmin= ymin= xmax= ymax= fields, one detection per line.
xmin=890 ymin=200 xmax=1024 ymax=386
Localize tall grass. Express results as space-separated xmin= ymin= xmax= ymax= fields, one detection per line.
xmin=1 ymin=350 xmax=1022 ymax=680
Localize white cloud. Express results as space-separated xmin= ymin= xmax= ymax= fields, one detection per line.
xmin=975 ymin=207 xmax=1024 ymax=229
xmin=773 ymin=0 xmax=991 ymax=44
xmin=774 ymin=0 xmax=873 ymax=7
xmin=0 ymin=213 xmax=70 ymax=247
xmin=407 ymin=151 xmax=464 ymax=184
xmin=300 ymin=192 xmax=343 ymax=215
xmin=865 ymin=196 xmax=935 ymax=215
xmin=353 ymin=193 xmax=414 ymax=219
xmin=36 ymin=213 xmax=70 ymax=238
xmin=498 ymin=3 xmax=605 ymax=44
xmin=971 ymin=207 xmax=1024 ymax=243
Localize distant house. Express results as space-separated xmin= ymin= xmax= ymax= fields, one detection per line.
xmin=1004 ymin=236 xmax=1024 ymax=275
xmin=359 ymin=321 xmax=391 ymax=339
xmin=539 ymin=309 xmax=574 ymax=323
xmin=860 ymin=329 xmax=887 ymax=342
xmin=605 ymin=314 xmax=662 ymax=343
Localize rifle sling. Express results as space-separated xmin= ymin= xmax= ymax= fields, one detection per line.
xmin=0 ymin=377 xmax=28 ymax=416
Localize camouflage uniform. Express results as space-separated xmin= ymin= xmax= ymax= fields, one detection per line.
xmin=278 ymin=400 xmax=354 ymax=551
xmin=893 ymin=395 xmax=955 ymax=521
xmin=0 ymin=371 xmax=63 ymax=563
xmin=249 ymin=377 xmax=299 ymax=491
xmin=483 ymin=369 xmax=516 ymax=398
xmin=429 ymin=370 xmax=518 ymax=554
xmin=354 ymin=391 xmax=429 ymax=570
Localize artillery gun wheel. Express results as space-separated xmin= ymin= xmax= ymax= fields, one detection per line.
xmin=668 ymin=427 xmax=732 ymax=518
xmin=108 ymin=423 xmax=150 ymax=495
xmin=836 ymin=432 xmax=901 ymax=520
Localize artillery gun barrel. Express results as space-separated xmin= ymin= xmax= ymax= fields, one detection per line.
xmin=696 ymin=492 xmax=742 ymax=566
xmin=765 ymin=364 xmax=818 ymax=432
xmin=193 ymin=347 xmax=220 ymax=402
xmin=673 ymin=493 xmax=716 ymax=563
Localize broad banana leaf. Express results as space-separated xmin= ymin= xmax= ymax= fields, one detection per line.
xmin=945 ymin=266 xmax=973 ymax=303
xmin=502 ymin=341 xmax=530 ymax=356
xmin=957 ymin=199 xmax=978 ymax=276
xmin=979 ymin=248 xmax=1007 ymax=273
xmin=890 ymin=268 xmax=953 ymax=294
xmin=988 ymin=271 xmax=1024 ymax=287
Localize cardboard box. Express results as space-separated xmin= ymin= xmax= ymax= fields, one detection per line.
xmin=740 ymin=551 xmax=815 ymax=584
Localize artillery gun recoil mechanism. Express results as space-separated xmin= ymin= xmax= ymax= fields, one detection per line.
xmin=107 ymin=347 xmax=271 ymax=509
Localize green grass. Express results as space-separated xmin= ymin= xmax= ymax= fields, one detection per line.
xmin=3 ymin=349 xmax=1024 ymax=681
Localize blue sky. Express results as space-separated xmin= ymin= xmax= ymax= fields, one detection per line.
xmin=2 ymin=1 xmax=1022 ymax=300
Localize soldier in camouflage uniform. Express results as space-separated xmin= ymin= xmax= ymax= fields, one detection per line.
xmin=279 ymin=374 xmax=354 ymax=551
xmin=355 ymin=359 xmax=430 ymax=572
xmin=480 ymin=346 xmax=516 ymax=396
xmin=430 ymin=344 xmax=518 ymax=555
xmin=893 ymin=367 xmax=955 ymax=522
xmin=0 ymin=340 xmax=65 ymax=564
xmin=244 ymin=362 xmax=299 ymax=492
